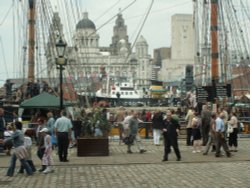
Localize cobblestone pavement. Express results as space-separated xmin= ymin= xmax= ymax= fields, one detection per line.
xmin=0 ymin=138 xmax=250 ymax=188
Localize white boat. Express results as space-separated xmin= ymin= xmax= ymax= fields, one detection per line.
xmin=96 ymin=82 xmax=145 ymax=99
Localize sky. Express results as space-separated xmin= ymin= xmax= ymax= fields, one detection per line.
xmin=0 ymin=0 xmax=193 ymax=86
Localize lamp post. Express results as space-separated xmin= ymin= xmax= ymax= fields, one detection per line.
xmin=55 ymin=37 xmax=67 ymax=110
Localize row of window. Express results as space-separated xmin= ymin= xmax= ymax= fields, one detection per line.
xmin=112 ymin=91 xmax=134 ymax=96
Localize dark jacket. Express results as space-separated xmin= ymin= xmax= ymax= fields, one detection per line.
xmin=162 ymin=118 xmax=180 ymax=138
xmin=152 ymin=113 xmax=164 ymax=129
xmin=201 ymin=110 xmax=211 ymax=127
xmin=0 ymin=116 xmax=6 ymax=132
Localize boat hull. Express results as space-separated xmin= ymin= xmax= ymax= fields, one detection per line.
xmin=78 ymin=95 xmax=171 ymax=107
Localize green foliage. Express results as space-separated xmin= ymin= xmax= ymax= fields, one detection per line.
xmin=81 ymin=107 xmax=111 ymax=138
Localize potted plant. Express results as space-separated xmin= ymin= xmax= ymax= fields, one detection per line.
xmin=77 ymin=108 xmax=111 ymax=156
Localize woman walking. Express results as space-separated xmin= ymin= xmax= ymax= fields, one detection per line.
xmin=228 ymin=112 xmax=238 ymax=152
xmin=191 ymin=112 xmax=202 ymax=153
xmin=151 ymin=110 xmax=164 ymax=146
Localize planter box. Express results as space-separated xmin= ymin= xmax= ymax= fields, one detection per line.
xmin=77 ymin=138 xmax=109 ymax=156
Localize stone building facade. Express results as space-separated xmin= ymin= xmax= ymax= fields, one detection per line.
xmin=46 ymin=12 xmax=153 ymax=94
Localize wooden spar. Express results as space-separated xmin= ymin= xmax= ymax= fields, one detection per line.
xmin=28 ymin=0 xmax=36 ymax=82
xmin=211 ymin=0 xmax=219 ymax=84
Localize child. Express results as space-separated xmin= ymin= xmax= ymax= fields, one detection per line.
xmin=39 ymin=128 xmax=54 ymax=174
xmin=18 ymin=131 xmax=36 ymax=173
xmin=36 ymin=119 xmax=46 ymax=172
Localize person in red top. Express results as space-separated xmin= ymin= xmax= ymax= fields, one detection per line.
xmin=145 ymin=111 xmax=151 ymax=122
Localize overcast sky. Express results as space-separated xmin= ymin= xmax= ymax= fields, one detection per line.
xmin=0 ymin=0 xmax=193 ymax=86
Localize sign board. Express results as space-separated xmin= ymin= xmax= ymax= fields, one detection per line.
xmin=216 ymin=84 xmax=231 ymax=98
xmin=196 ymin=84 xmax=231 ymax=103
xmin=196 ymin=86 xmax=215 ymax=102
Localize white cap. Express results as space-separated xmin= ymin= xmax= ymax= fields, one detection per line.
xmin=39 ymin=127 xmax=49 ymax=133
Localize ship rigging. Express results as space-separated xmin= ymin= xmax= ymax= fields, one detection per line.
xmin=193 ymin=0 xmax=250 ymax=94
xmin=1 ymin=0 xmax=250 ymax=107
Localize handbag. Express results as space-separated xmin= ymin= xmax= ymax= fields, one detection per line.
xmin=123 ymin=135 xmax=134 ymax=145
xmin=227 ymin=124 xmax=233 ymax=133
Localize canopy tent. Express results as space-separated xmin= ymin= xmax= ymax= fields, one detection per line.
xmin=20 ymin=92 xmax=72 ymax=109
xmin=239 ymin=94 xmax=250 ymax=103
xmin=149 ymin=86 xmax=166 ymax=97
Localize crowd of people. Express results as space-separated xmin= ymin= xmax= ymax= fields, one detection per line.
xmin=184 ymin=104 xmax=240 ymax=157
xmin=0 ymin=103 xmax=243 ymax=177
xmin=114 ymin=104 xmax=240 ymax=161
xmin=0 ymin=108 xmax=72 ymax=177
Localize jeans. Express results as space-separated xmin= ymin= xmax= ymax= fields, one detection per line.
xmin=19 ymin=160 xmax=36 ymax=173
xmin=6 ymin=154 xmax=33 ymax=176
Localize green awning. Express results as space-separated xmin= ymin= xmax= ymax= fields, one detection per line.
xmin=20 ymin=92 xmax=72 ymax=109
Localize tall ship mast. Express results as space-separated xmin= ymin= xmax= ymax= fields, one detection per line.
xmin=27 ymin=0 xmax=36 ymax=82
xmin=194 ymin=0 xmax=250 ymax=101
xmin=210 ymin=0 xmax=219 ymax=85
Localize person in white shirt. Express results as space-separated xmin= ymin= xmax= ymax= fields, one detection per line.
xmin=228 ymin=112 xmax=239 ymax=152
xmin=122 ymin=110 xmax=134 ymax=139
xmin=215 ymin=113 xmax=231 ymax=158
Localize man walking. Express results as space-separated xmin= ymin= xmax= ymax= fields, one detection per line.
xmin=201 ymin=105 xmax=211 ymax=146
xmin=54 ymin=110 xmax=72 ymax=162
xmin=126 ymin=111 xmax=146 ymax=154
xmin=162 ymin=110 xmax=181 ymax=161
xmin=215 ymin=112 xmax=231 ymax=157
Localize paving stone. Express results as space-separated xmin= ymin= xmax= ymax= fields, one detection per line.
xmin=0 ymin=138 xmax=249 ymax=187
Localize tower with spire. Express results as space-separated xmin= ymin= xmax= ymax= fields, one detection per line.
xmin=110 ymin=11 xmax=131 ymax=55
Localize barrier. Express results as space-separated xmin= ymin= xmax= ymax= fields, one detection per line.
xmin=139 ymin=122 xmax=152 ymax=139
xmin=109 ymin=120 xmax=188 ymax=139
xmin=109 ymin=122 xmax=152 ymax=139
xmin=238 ymin=119 xmax=250 ymax=134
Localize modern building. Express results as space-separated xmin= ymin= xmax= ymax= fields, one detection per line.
xmin=159 ymin=14 xmax=195 ymax=83
xmin=153 ymin=48 xmax=171 ymax=81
